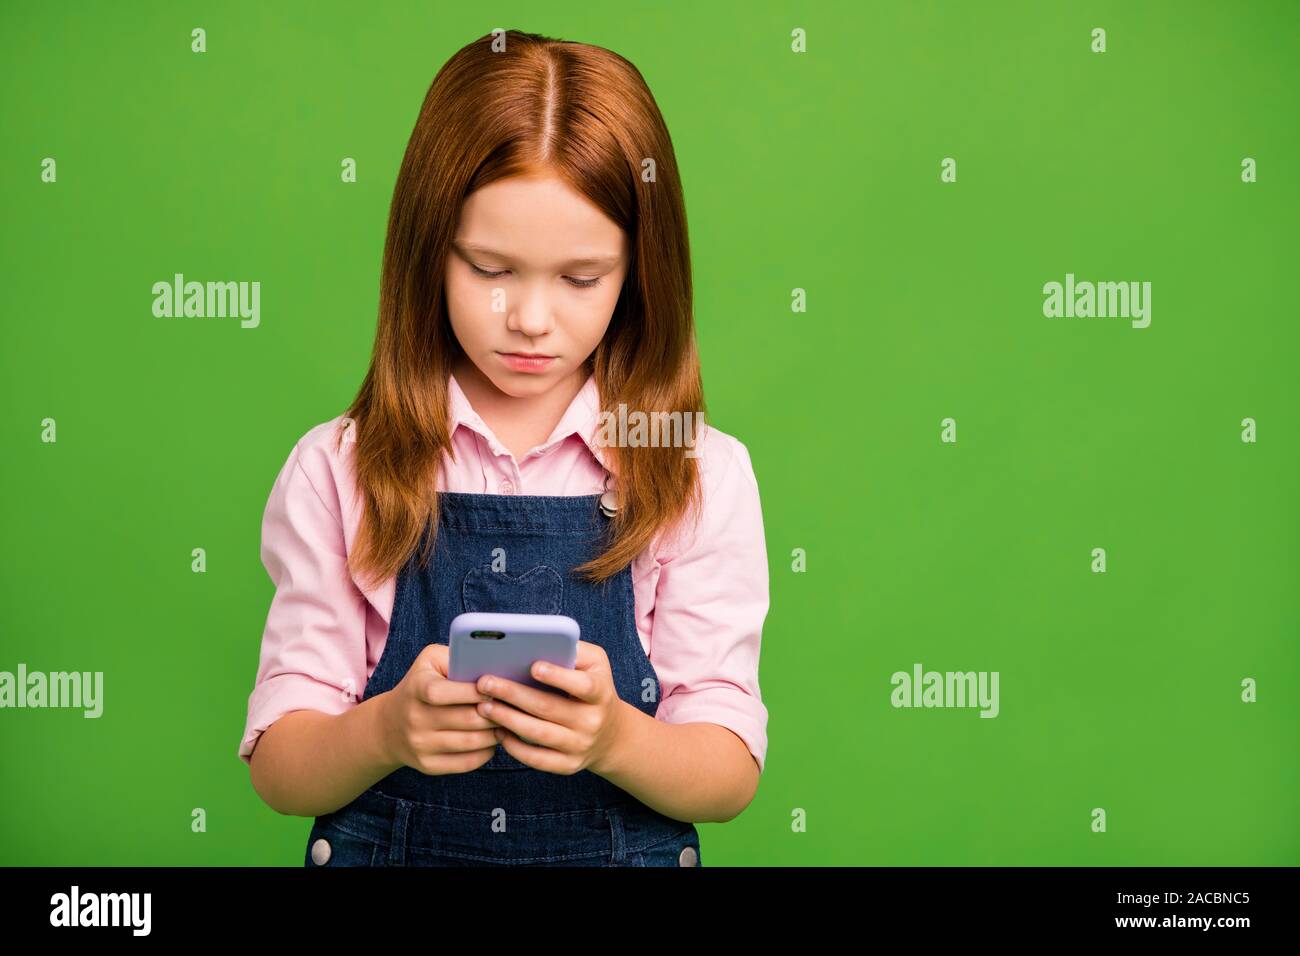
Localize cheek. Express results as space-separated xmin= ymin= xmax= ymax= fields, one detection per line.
xmin=578 ymin=282 xmax=624 ymax=340
xmin=445 ymin=273 xmax=485 ymax=342
xmin=587 ymin=286 xmax=621 ymax=343
xmin=570 ymin=305 xmax=611 ymax=348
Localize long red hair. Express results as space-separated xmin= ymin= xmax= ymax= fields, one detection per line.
xmin=340 ymin=29 xmax=705 ymax=588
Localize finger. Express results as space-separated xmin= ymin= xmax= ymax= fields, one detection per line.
xmin=433 ymin=727 xmax=503 ymax=753
xmin=477 ymin=673 xmax=578 ymax=722
xmin=497 ymin=729 xmax=572 ymax=774
xmin=528 ymin=659 xmax=599 ymax=703
xmin=420 ymin=676 xmax=493 ymax=707
xmin=421 ymin=745 xmax=500 ymax=776
xmin=476 ymin=699 xmax=576 ymax=753
xmin=573 ymin=640 xmax=609 ymax=672
xmin=431 ymin=702 xmax=502 ymax=730
xmin=413 ymin=641 xmax=450 ymax=676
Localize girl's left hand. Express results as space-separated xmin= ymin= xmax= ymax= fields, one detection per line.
xmin=474 ymin=640 xmax=628 ymax=776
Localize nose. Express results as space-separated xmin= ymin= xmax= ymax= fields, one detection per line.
xmin=506 ymin=280 xmax=555 ymax=339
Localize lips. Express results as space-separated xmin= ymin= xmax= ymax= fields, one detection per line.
xmin=498 ymin=352 xmax=556 ymax=373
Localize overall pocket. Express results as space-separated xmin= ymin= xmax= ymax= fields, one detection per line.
xmin=304 ymin=819 xmax=385 ymax=867
xmin=632 ymin=828 xmax=703 ymax=868
xmin=461 ymin=564 xmax=563 ymax=616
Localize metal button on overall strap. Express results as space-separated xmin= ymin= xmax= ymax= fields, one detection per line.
xmin=599 ymin=471 xmax=619 ymax=517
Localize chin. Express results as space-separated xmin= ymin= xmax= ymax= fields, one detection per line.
xmin=485 ymin=369 xmax=557 ymax=397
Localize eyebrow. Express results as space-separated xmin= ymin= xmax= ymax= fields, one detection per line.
xmin=452 ymin=240 xmax=620 ymax=271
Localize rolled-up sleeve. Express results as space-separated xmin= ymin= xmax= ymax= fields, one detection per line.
xmin=238 ymin=438 xmax=369 ymax=765
xmin=650 ymin=434 xmax=770 ymax=773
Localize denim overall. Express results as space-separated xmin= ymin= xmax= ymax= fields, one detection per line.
xmin=304 ymin=488 xmax=703 ymax=867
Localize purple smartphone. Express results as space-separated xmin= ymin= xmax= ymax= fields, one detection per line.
xmin=448 ymin=612 xmax=580 ymax=690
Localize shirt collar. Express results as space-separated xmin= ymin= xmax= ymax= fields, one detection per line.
xmin=447 ymin=370 xmax=609 ymax=469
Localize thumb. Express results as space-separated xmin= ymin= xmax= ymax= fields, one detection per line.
xmin=411 ymin=642 xmax=450 ymax=695
xmin=573 ymin=639 xmax=607 ymax=671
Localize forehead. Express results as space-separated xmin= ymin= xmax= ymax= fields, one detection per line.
xmin=455 ymin=173 xmax=625 ymax=262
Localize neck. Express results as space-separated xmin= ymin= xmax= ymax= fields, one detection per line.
xmin=451 ymin=355 xmax=591 ymax=456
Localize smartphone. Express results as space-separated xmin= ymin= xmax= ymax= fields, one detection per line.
xmin=448 ymin=612 xmax=580 ymax=690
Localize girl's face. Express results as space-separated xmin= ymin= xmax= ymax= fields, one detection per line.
xmin=445 ymin=172 xmax=629 ymax=398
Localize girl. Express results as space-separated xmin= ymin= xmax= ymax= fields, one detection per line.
xmin=239 ymin=29 xmax=769 ymax=867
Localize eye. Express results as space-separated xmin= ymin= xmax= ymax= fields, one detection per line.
xmin=468 ymin=261 xmax=600 ymax=288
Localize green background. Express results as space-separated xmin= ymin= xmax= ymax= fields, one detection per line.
xmin=2 ymin=0 xmax=1296 ymax=865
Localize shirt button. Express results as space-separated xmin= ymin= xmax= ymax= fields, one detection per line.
xmin=500 ymin=479 xmax=515 ymax=494
xmin=311 ymin=837 xmax=332 ymax=865
xmin=677 ymin=845 xmax=698 ymax=867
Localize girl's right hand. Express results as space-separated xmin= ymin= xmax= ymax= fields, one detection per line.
xmin=379 ymin=642 xmax=503 ymax=776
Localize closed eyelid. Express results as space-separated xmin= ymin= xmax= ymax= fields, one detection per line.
xmin=467 ymin=262 xmax=601 ymax=286
xmin=470 ymin=263 xmax=601 ymax=275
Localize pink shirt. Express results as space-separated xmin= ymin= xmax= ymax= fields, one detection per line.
xmin=239 ymin=372 xmax=770 ymax=773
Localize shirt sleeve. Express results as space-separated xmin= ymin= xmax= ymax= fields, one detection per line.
xmin=237 ymin=438 xmax=369 ymax=765
xmin=650 ymin=434 xmax=770 ymax=773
